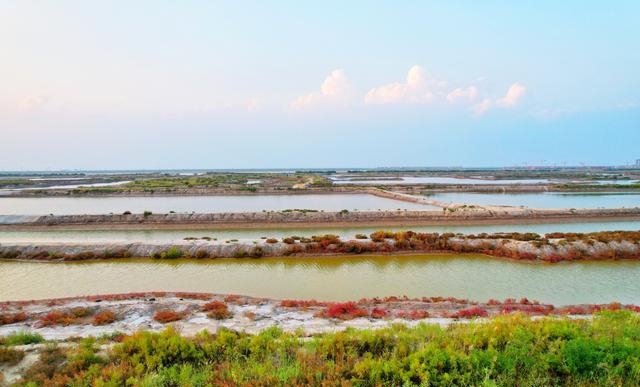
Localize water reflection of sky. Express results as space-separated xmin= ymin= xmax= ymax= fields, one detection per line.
xmin=424 ymin=192 xmax=640 ymax=209
xmin=0 ymin=194 xmax=437 ymax=216
xmin=2 ymin=256 xmax=639 ymax=305
xmin=2 ymin=220 xmax=640 ymax=244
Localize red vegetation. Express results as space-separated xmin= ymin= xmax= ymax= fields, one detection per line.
xmin=153 ymin=309 xmax=185 ymax=323
xmin=396 ymin=310 xmax=430 ymax=320
xmin=92 ymin=310 xmax=118 ymax=325
xmin=453 ymin=306 xmax=489 ymax=319
xmin=501 ymin=304 xmax=554 ymax=315
xmin=201 ymin=301 xmax=231 ymax=320
xmin=0 ymin=311 xmax=28 ymax=325
xmin=37 ymin=307 xmax=93 ymax=326
xmin=38 ymin=311 xmax=78 ymax=327
xmin=280 ymin=299 xmax=324 ymax=308
xmin=322 ymin=302 xmax=368 ymax=320
xmin=370 ymin=307 xmax=389 ymax=319
xmin=224 ymin=294 xmax=242 ymax=303
xmin=4 ymin=230 xmax=640 ymax=263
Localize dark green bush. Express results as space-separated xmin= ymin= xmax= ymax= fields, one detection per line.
xmin=8 ymin=311 xmax=640 ymax=387
xmin=161 ymin=247 xmax=183 ymax=259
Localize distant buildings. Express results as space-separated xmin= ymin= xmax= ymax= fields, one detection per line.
xmin=636 ymin=159 xmax=640 ymax=167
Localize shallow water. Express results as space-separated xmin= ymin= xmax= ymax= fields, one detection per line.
xmin=1 ymin=255 xmax=639 ymax=305
xmin=0 ymin=194 xmax=436 ymax=216
xmin=2 ymin=220 xmax=640 ymax=244
xmin=331 ymin=176 xmax=638 ymax=186
xmin=425 ymin=192 xmax=640 ymax=209
xmin=332 ymin=176 xmax=551 ymax=185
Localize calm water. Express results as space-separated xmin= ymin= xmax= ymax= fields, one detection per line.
xmin=332 ymin=177 xmax=550 ymax=185
xmin=2 ymin=220 xmax=640 ymax=244
xmin=331 ymin=176 xmax=638 ymax=186
xmin=1 ymin=255 xmax=639 ymax=305
xmin=426 ymin=192 xmax=640 ymax=209
xmin=0 ymin=194 xmax=436 ymax=216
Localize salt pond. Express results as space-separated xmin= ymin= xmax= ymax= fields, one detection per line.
xmin=1 ymin=255 xmax=639 ymax=305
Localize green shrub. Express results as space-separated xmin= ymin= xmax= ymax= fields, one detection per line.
xmin=3 ymin=331 xmax=44 ymax=346
xmin=8 ymin=312 xmax=640 ymax=387
xmin=161 ymin=247 xmax=183 ymax=259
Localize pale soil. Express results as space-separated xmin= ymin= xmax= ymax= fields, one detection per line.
xmin=0 ymin=295 xmax=461 ymax=341
xmin=0 ymin=293 xmax=630 ymax=342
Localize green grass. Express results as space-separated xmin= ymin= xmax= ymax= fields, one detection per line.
xmin=1 ymin=331 xmax=45 ymax=346
xmin=556 ymin=183 xmax=640 ymax=190
xmin=8 ymin=311 xmax=640 ymax=386
xmin=68 ymin=172 xmax=334 ymax=194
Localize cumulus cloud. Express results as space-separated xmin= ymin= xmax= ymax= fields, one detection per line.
xmin=496 ymin=82 xmax=527 ymax=108
xmin=446 ymin=86 xmax=478 ymax=103
xmin=469 ymin=82 xmax=527 ymax=115
xmin=290 ymin=66 xmax=526 ymax=117
xmin=320 ymin=69 xmax=350 ymax=97
xmin=290 ymin=69 xmax=351 ymax=109
xmin=364 ymin=65 xmax=445 ymax=105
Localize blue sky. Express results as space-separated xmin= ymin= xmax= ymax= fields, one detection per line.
xmin=1 ymin=1 xmax=639 ymax=170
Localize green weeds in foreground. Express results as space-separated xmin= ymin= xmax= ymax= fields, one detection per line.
xmin=0 ymin=331 xmax=44 ymax=346
xmin=6 ymin=311 xmax=640 ymax=386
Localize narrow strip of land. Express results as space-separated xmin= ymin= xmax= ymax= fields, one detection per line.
xmin=2 ymin=207 xmax=639 ymax=231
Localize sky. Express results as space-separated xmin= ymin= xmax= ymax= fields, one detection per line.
xmin=1 ymin=1 xmax=639 ymax=170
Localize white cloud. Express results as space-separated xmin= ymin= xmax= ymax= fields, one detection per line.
xmin=18 ymin=94 xmax=51 ymax=111
xmin=469 ymin=82 xmax=527 ymax=115
xmin=364 ymin=65 xmax=445 ymax=105
xmin=290 ymin=69 xmax=351 ymax=109
xmin=446 ymin=86 xmax=478 ymax=103
xmin=291 ymin=66 xmax=526 ymax=118
xmin=472 ymin=98 xmax=493 ymax=115
xmin=496 ymin=82 xmax=527 ymax=108
xmin=320 ymin=69 xmax=350 ymax=97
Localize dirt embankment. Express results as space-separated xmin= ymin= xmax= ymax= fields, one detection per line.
xmin=2 ymin=207 xmax=639 ymax=230
xmin=1 ymin=293 xmax=637 ymax=342
xmin=1 ymin=231 xmax=639 ymax=263
xmin=6 ymin=182 xmax=640 ymax=197
xmin=1 ymin=186 xmax=360 ymax=197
